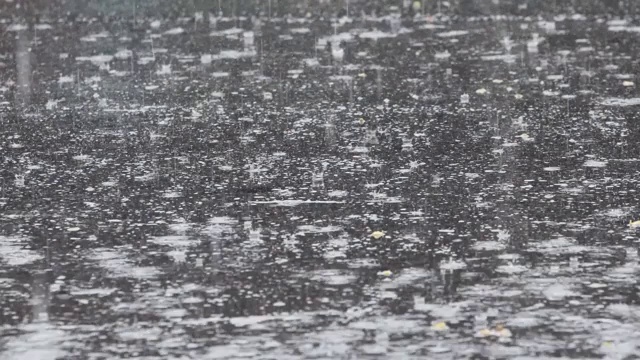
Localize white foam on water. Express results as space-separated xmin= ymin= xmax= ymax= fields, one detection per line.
xmin=608 ymin=26 xmax=640 ymax=32
xmin=114 ymin=49 xmax=132 ymax=59
xmin=437 ymin=30 xmax=470 ymax=37
xmin=506 ymin=314 xmax=543 ymax=329
xmin=156 ymin=64 xmax=172 ymax=75
xmin=138 ymin=56 xmax=155 ymax=65
xmin=358 ymin=30 xmax=397 ymax=39
xmin=297 ymin=225 xmax=343 ymax=233
xmin=149 ymin=235 xmax=192 ymax=247
xmin=201 ymin=54 xmax=213 ymax=64
xmin=202 ymin=50 xmax=256 ymax=61
xmin=324 ymin=249 xmax=347 ymax=260
xmin=607 ymin=260 xmax=640 ymax=281
xmin=290 ymin=27 xmax=311 ymax=34
xmin=164 ymin=27 xmax=185 ymax=35
xmin=317 ymin=32 xmax=354 ymax=46
xmin=324 ymin=236 xmax=349 ymax=258
xmin=117 ymin=326 xmax=163 ymax=341
xmin=367 ymin=193 xmax=403 ymax=203
xmin=606 ymin=303 xmax=640 ymax=318
xmin=583 ymin=159 xmax=607 ymax=168
xmin=3 ymin=320 xmax=67 ymax=360
xmin=481 ymin=54 xmax=517 ymax=62
xmin=203 ymin=216 xmax=236 ymax=237
xmin=72 ymin=287 xmax=116 ymax=296
xmin=532 ymin=237 xmax=587 ymax=254
xmin=80 ymin=31 xmax=109 ymax=42
xmin=349 ymin=316 xmax=422 ymax=332
xmin=162 ymin=191 xmax=181 ymax=198
xmin=496 ymin=229 xmax=511 ymax=242
xmin=303 ymin=58 xmax=320 ymax=67
xmin=435 ymin=50 xmax=451 ymax=59
xmin=90 ymin=249 xmax=159 ymax=279
xmin=250 ymin=200 xmax=345 ymax=206
xmin=308 ymin=269 xmax=357 ymax=285
xmin=599 ymin=207 xmax=632 ymax=218
xmin=295 ymin=328 xmax=358 ymax=358
xmin=208 ymin=216 xmax=237 ymax=224
xmin=485 ymin=344 xmax=526 ymax=358
xmin=209 ymin=28 xmax=244 ymax=37
xmin=496 ymin=263 xmax=528 ymax=274
xmin=58 ymin=75 xmax=74 ymax=84
xmin=7 ymin=24 xmax=28 ymax=31
xmin=439 ymin=259 xmax=467 ymax=270
xmin=45 ymin=99 xmax=60 ymax=110
xmin=205 ymin=344 xmax=257 ymax=359
xmin=134 ymin=172 xmax=157 ymax=182
xmin=380 ymin=268 xmax=433 ymax=289
xmin=76 ymin=54 xmax=114 ymax=66
xmin=543 ymin=283 xmax=577 ymax=301
xmin=414 ymin=297 xmax=470 ymax=319
xmin=168 ymin=221 xmax=192 ymax=234
xmin=329 ymin=75 xmax=353 ymax=81
xmin=419 ymin=23 xmax=447 ymax=29
xmin=608 ymin=19 xmax=629 ymax=26
xmin=72 ymin=154 xmax=91 ymax=161
xmin=0 ymin=236 xmax=41 ymax=266
xmin=327 ymin=190 xmax=348 ymax=197
xmin=600 ymin=98 xmax=640 ymax=106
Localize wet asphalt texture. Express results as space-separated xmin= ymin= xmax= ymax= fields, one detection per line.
xmin=3 ymin=0 xmax=640 ymax=359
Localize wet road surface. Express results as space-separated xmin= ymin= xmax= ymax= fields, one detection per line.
xmin=2 ymin=1 xmax=640 ymax=359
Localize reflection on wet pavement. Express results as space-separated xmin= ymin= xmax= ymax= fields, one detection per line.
xmin=2 ymin=0 xmax=640 ymax=358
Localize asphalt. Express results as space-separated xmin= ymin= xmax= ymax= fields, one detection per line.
xmin=2 ymin=0 xmax=640 ymax=359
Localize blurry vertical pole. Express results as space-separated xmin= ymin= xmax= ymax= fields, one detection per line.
xmin=15 ymin=29 xmax=31 ymax=110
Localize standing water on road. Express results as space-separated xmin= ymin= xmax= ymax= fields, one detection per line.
xmin=2 ymin=0 xmax=640 ymax=358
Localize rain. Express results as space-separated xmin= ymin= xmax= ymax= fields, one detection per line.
xmin=2 ymin=0 xmax=640 ymax=358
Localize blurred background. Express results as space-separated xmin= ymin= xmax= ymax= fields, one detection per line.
xmin=3 ymin=0 xmax=638 ymax=20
